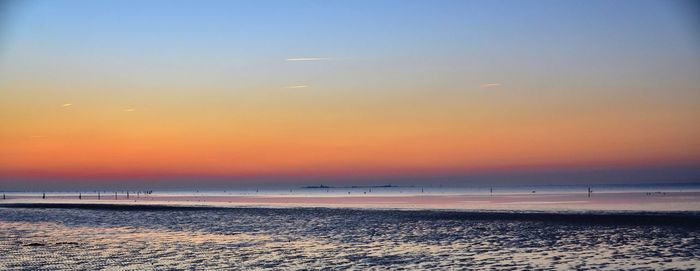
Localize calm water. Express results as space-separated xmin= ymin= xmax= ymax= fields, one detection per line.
xmin=4 ymin=183 xmax=700 ymax=212
xmin=1 ymin=205 xmax=699 ymax=270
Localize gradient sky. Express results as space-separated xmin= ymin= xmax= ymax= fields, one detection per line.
xmin=1 ymin=0 xmax=699 ymax=189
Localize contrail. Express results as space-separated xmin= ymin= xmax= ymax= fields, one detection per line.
xmin=285 ymin=57 xmax=332 ymax=61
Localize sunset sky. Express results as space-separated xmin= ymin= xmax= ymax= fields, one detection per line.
xmin=1 ymin=0 xmax=699 ymax=189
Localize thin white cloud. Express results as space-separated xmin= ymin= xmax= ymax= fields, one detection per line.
xmin=62 ymin=103 xmax=72 ymax=107
xmin=285 ymin=57 xmax=332 ymax=61
xmin=124 ymin=108 xmax=136 ymax=112
xmin=284 ymin=85 xmax=310 ymax=89
xmin=480 ymin=83 xmax=502 ymax=88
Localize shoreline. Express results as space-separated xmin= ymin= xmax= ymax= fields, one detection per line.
xmin=3 ymin=190 xmax=700 ymax=212
xmin=2 ymin=202 xmax=700 ymax=227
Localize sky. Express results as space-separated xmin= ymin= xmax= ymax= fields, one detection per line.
xmin=1 ymin=0 xmax=699 ymax=190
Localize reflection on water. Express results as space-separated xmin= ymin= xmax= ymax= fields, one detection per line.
xmin=1 ymin=207 xmax=699 ymax=270
xmin=4 ymin=183 xmax=700 ymax=212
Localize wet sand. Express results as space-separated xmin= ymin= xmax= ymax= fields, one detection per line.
xmin=1 ymin=205 xmax=699 ymax=270
xmin=3 ymin=188 xmax=699 ymax=270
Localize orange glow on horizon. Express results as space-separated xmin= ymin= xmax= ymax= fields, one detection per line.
xmin=1 ymin=0 xmax=699 ymax=183
xmin=1 ymin=92 xmax=698 ymax=179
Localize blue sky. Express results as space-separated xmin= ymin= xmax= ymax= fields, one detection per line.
xmin=0 ymin=0 xmax=699 ymax=189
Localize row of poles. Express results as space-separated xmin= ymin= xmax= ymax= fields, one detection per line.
xmin=1 ymin=187 xmax=595 ymax=200
xmin=0 ymin=191 xmax=154 ymax=200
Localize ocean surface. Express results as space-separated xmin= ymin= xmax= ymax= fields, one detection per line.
xmin=1 ymin=183 xmax=700 ymax=270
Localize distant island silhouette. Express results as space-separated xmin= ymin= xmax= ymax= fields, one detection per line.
xmin=301 ymin=184 xmax=416 ymax=189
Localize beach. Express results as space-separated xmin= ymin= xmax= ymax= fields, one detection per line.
xmin=1 ymin=205 xmax=699 ymax=270
xmin=2 ymin=186 xmax=700 ymax=270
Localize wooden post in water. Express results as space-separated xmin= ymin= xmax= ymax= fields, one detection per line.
xmin=127 ymin=191 xmax=129 ymax=199
xmin=98 ymin=192 xmax=101 ymax=200
xmin=114 ymin=192 xmax=117 ymax=200
xmin=42 ymin=193 xmax=45 ymax=199
xmin=79 ymin=192 xmax=82 ymax=200
xmin=490 ymin=187 xmax=493 ymax=196
xmin=2 ymin=193 xmax=5 ymax=200
xmin=588 ymin=187 xmax=592 ymax=198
